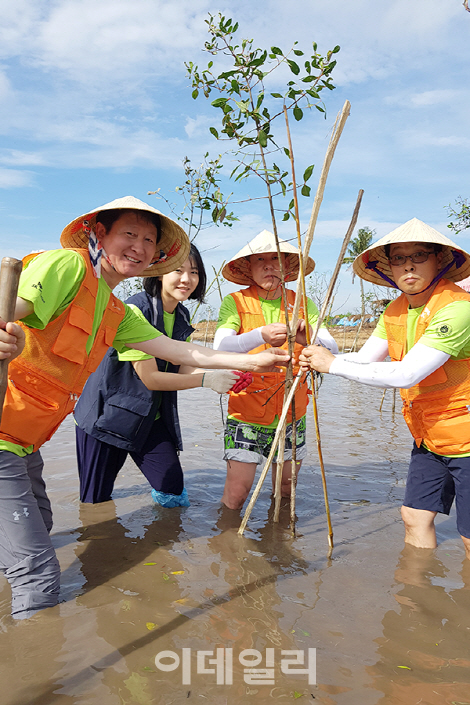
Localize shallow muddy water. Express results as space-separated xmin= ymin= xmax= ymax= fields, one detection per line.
xmin=1 ymin=375 xmax=470 ymax=705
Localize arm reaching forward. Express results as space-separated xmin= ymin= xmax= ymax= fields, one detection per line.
xmin=300 ymin=336 xmax=450 ymax=389
xmin=131 ymin=335 xmax=290 ymax=373
xmin=133 ymin=359 xmax=239 ymax=393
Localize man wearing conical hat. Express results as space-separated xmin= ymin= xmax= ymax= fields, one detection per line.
xmin=214 ymin=229 xmax=339 ymax=510
xmin=301 ymin=218 xmax=470 ymax=559
xmin=0 ymin=199 xmax=290 ymax=620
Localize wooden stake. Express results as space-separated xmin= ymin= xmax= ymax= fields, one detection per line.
xmin=291 ymin=100 xmax=351 ymax=324
xmin=0 ymin=257 xmax=23 ymax=424
xmin=379 ymin=388 xmax=387 ymax=412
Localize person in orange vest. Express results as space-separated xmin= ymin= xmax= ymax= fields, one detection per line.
xmin=0 ymin=197 xmax=290 ymax=620
xmin=213 ymin=230 xmax=339 ymax=510
xmin=300 ymin=218 xmax=470 ymax=559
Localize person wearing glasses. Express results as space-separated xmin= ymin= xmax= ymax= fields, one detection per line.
xmin=300 ymin=218 xmax=470 ymax=559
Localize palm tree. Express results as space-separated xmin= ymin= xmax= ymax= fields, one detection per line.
xmin=342 ymin=227 xmax=375 ymax=319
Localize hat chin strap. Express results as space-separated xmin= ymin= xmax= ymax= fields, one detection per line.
xmin=365 ymin=249 xmax=465 ymax=296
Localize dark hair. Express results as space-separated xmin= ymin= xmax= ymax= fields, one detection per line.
xmin=96 ymin=208 xmax=161 ymax=242
xmin=143 ymin=243 xmax=207 ymax=304
xmin=384 ymin=241 xmax=443 ymax=258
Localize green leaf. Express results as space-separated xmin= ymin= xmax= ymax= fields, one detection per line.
xmin=287 ymin=60 xmax=300 ymax=75
xmin=293 ymin=106 xmax=303 ymax=121
xmin=231 ymin=80 xmax=240 ymax=94
xmin=293 ymin=49 xmax=304 ymax=56
xmin=162 ymin=573 xmax=170 ymax=581
xmin=315 ymin=105 xmax=325 ymax=113
xmin=303 ymin=164 xmax=314 ymax=182
xmin=271 ymin=46 xmax=283 ymax=55
xmin=211 ymin=97 xmax=227 ymax=108
xmin=235 ymin=100 xmax=249 ymax=113
xmin=293 ymin=692 xmax=304 ymax=700
xmin=282 ymin=212 xmax=290 ymax=221
xmin=209 ymin=127 xmax=219 ymax=139
xmin=191 ymin=89 xmax=199 ymax=99
xmin=283 ymin=147 xmax=291 ymax=158
xmin=270 ymin=92 xmax=283 ymax=99
xmin=301 ymin=185 xmax=311 ymax=198
xmin=332 ymin=45 xmax=341 ymax=53
xmin=258 ymin=129 xmax=268 ymax=147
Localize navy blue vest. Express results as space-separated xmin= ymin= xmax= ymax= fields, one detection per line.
xmin=74 ymin=291 xmax=194 ymax=452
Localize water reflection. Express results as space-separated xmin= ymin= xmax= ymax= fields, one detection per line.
xmin=368 ymin=545 xmax=470 ymax=703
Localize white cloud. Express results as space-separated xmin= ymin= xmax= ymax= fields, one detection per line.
xmin=385 ymin=89 xmax=464 ymax=108
xmin=0 ymin=168 xmax=35 ymax=188
xmin=184 ymin=114 xmax=213 ymax=139
xmin=399 ymin=129 xmax=470 ymax=150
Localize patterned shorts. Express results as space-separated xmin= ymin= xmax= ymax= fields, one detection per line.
xmin=223 ymin=416 xmax=307 ymax=465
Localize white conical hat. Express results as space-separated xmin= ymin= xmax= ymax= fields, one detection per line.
xmin=352 ymin=218 xmax=470 ymax=287
xmin=222 ymin=229 xmax=315 ymax=286
xmin=60 ymin=196 xmax=190 ymax=277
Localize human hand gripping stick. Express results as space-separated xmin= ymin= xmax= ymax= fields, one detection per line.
xmin=299 ymin=344 xmax=336 ymax=374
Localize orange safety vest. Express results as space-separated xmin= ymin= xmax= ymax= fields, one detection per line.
xmin=0 ymin=249 xmax=125 ymax=451
xmin=227 ymin=286 xmax=309 ymax=425
xmin=384 ymin=279 xmax=470 ymax=455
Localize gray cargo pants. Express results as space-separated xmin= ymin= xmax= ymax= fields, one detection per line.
xmin=0 ymin=450 xmax=60 ymax=619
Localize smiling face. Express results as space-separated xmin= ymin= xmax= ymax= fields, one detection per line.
xmin=388 ymin=241 xmax=443 ymax=307
xmin=95 ymin=212 xmax=158 ymax=288
xmin=160 ymin=257 xmax=199 ymax=312
xmin=249 ymin=252 xmax=286 ymax=298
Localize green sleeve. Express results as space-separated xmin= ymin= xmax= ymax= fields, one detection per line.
xmin=113 ymin=304 xmax=162 ymax=355
xmin=306 ymin=297 xmax=325 ymax=328
xmin=216 ymin=294 xmax=240 ymax=332
xmin=18 ymin=249 xmax=86 ymax=329
xmin=372 ymin=312 xmax=388 ymax=340
xmin=417 ymin=301 xmax=470 ymax=358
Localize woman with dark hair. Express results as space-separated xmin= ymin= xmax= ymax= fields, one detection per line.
xmin=74 ymin=243 xmax=232 ymax=507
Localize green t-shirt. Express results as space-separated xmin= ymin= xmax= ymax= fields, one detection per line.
xmin=216 ymin=291 xmax=322 ymax=332
xmin=3 ymin=249 xmax=162 ymax=456
xmin=217 ymin=290 xmax=320 ymax=429
xmin=373 ymin=298 xmax=470 ymax=457
xmin=373 ymin=300 xmax=470 ymax=357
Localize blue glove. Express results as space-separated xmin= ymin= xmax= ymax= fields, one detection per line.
xmin=151 ymin=487 xmax=190 ymax=507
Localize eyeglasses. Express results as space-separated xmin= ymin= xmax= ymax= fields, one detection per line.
xmin=388 ymin=250 xmax=434 ymax=266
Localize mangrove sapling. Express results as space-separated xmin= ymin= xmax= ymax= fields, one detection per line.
xmin=187 ymin=13 xmax=341 ymax=529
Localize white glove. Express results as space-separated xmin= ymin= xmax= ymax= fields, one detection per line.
xmin=202 ymin=370 xmax=239 ymax=394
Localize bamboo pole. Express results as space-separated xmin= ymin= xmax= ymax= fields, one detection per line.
xmin=379 ymin=388 xmax=387 ymax=412
xmin=239 ymin=190 xmax=364 ymax=538
xmin=273 ymin=101 xmax=351 ymax=524
xmin=291 ymin=100 xmax=351 ymax=325
xmin=0 ymin=257 xmax=23 ymax=423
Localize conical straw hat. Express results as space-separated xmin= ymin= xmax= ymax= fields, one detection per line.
xmin=222 ymin=230 xmax=315 ymax=286
xmin=352 ymin=218 xmax=470 ymax=287
xmin=60 ymin=196 xmax=190 ymax=277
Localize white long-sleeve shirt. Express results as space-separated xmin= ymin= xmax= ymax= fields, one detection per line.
xmin=329 ymin=336 xmax=449 ymax=388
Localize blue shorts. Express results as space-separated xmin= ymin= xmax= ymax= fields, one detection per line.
xmin=403 ymin=443 xmax=470 ymax=538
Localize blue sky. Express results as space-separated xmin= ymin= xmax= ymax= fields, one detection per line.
xmin=0 ymin=0 xmax=469 ymax=315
